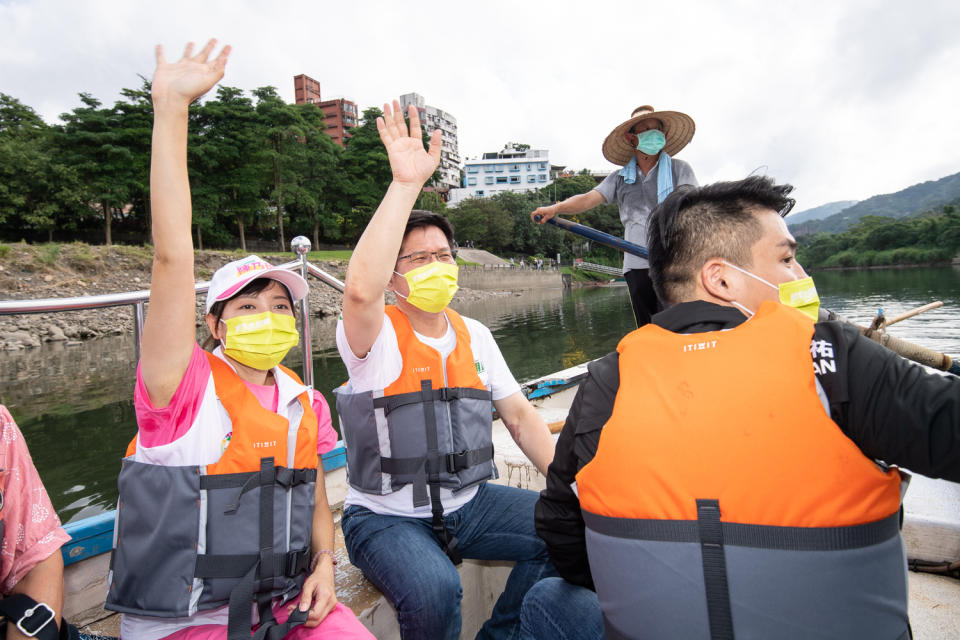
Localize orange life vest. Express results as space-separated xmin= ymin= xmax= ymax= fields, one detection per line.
xmin=109 ymin=351 xmax=319 ymax=637
xmin=125 ymin=352 xmax=318 ymax=473
xmin=383 ymin=305 xmax=486 ymax=394
xmin=335 ymin=306 xmax=496 ymax=563
xmin=576 ymin=301 xmax=907 ymax=639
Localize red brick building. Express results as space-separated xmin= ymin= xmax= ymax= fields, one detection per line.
xmin=293 ymin=74 xmax=358 ymax=147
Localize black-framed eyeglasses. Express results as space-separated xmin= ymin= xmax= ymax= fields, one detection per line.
xmin=397 ymin=249 xmax=458 ymax=267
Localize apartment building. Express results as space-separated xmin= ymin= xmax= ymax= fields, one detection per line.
xmin=447 ymin=143 xmax=555 ymax=205
xmin=293 ymin=74 xmax=358 ymax=147
xmin=398 ymin=93 xmax=461 ymax=191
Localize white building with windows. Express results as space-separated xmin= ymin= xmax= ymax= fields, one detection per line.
xmin=448 ymin=143 xmax=555 ymax=205
xmin=398 ymin=93 xmax=461 ymax=191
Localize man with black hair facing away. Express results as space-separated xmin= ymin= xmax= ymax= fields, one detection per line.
xmin=526 ymin=176 xmax=960 ymax=639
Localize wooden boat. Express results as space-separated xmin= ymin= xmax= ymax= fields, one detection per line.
xmin=2 ymin=245 xmax=952 ymax=638
xmin=62 ymin=361 xmax=960 ymax=638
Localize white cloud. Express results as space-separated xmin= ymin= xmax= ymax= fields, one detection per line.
xmin=2 ymin=0 xmax=957 ymax=212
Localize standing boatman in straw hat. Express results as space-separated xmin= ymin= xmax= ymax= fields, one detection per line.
xmin=532 ymin=105 xmax=697 ymax=327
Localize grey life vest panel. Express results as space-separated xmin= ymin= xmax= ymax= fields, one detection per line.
xmin=584 ymin=505 xmax=911 ymax=640
xmin=105 ymin=457 xmax=315 ymax=637
xmin=335 ymin=379 xmax=496 ymax=508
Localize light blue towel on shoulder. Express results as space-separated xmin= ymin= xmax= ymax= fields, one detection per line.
xmin=618 ymin=153 xmax=675 ymax=203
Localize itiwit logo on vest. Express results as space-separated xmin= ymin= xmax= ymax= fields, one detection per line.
xmin=253 ymin=440 xmax=278 ymax=449
xmin=683 ymin=340 xmax=718 ymax=353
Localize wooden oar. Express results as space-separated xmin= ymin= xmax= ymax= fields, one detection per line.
xmin=539 ymin=215 xmax=960 ymax=376
xmin=870 ymin=301 xmax=944 ymax=331
xmin=824 ymin=308 xmax=960 ymax=375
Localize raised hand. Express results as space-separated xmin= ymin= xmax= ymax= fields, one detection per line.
xmin=152 ymin=39 xmax=231 ymax=109
xmin=376 ymin=100 xmax=442 ymax=188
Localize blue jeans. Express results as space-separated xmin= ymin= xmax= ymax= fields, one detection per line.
xmin=520 ymin=577 xmax=604 ymax=640
xmin=341 ymin=482 xmax=556 ymax=640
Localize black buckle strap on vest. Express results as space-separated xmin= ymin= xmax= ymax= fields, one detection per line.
xmin=195 ymin=548 xmax=311 ymax=580
xmin=373 ymin=386 xmax=493 ymax=416
xmin=421 ymin=380 xmax=462 ymax=565
xmin=696 ymin=499 xmax=734 ymax=640
xmin=446 ymin=445 xmax=494 ymax=473
xmin=0 ymin=594 xmax=59 ymax=640
xmin=223 ymin=457 xmax=309 ymax=640
xmin=381 ymin=445 xmax=493 ymax=477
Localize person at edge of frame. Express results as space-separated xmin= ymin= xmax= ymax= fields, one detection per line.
xmin=0 ymin=405 xmax=80 ymax=640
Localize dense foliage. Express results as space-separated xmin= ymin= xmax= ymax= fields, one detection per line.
xmin=446 ymin=172 xmax=625 ymax=263
xmin=796 ymin=204 xmax=960 ymax=268
xmin=0 ymin=88 xmax=384 ymax=250
xmin=0 ymin=88 xmax=624 ymax=262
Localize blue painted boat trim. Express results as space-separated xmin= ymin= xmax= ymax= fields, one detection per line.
xmin=61 ymin=441 xmax=348 ymax=566
xmin=523 ymin=372 xmax=588 ymax=400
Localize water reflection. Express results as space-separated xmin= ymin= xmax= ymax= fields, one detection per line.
xmin=815 ymin=267 xmax=960 ymax=355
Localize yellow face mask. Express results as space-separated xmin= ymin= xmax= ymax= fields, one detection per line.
xmin=723 ymin=262 xmax=821 ymax=321
xmin=393 ymin=261 xmax=459 ymax=313
xmin=776 ymin=276 xmax=820 ymax=321
xmin=221 ymin=311 xmax=299 ymax=370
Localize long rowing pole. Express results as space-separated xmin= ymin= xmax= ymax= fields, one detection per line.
xmin=537 ymin=215 xmax=960 ymax=376
xmin=538 ymin=215 xmax=649 ymax=259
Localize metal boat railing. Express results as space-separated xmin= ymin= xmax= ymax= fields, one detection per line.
xmin=0 ymin=236 xmax=344 ymax=389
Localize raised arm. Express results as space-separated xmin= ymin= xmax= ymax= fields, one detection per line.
xmin=530 ymin=189 xmax=605 ymax=224
xmin=341 ymin=101 xmax=441 ymax=358
xmin=140 ymin=40 xmax=230 ymax=407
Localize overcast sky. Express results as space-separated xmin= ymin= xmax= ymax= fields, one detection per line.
xmin=2 ymin=0 xmax=957 ymax=213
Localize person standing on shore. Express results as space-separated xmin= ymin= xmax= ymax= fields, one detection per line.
xmin=531 ymin=105 xmax=698 ymax=327
xmin=335 ymin=100 xmax=556 ymax=640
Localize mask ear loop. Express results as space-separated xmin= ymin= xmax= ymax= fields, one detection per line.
xmin=390 ymin=271 xmax=409 ymax=301
xmin=722 ymin=261 xmax=779 ymax=291
xmin=217 ymin=318 xmax=228 ymax=351
xmin=721 ymin=261 xmax=778 ymax=318
xmin=730 ymin=300 xmax=755 ymax=317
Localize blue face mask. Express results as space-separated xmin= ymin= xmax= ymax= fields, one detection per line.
xmin=635 ymin=129 xmax=666 ymax=155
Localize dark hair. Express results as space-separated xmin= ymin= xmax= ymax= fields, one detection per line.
xmin=201 ymin=277 xmax=296 ymax=351
xmin=402 ymin=210 xmax=456 ymax=250
xmin=648 ymin=176 xmax=796 ymax=305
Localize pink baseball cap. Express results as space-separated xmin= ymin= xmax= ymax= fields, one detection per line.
xmin=205 ymin=255 xmax=308 ymax=313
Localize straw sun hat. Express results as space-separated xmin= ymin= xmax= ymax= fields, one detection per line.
xmin=601 ymin=105 xmax=696 ymax=166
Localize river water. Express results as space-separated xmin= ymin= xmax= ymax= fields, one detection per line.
xmin=2 ymin=266 xmax=959 ymax=523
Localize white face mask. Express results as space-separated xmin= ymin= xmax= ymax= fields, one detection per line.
xmin=723 ymin=261 xmax=820 ymax=321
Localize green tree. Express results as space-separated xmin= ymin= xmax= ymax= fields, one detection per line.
xmin=341 ymin=107 xmax=391 ymax=240
xmin=59 ymin=93 xmax=136 ymax=245
xmin=254 ymin=86 xmax=310 ymax=251
xmin=0 ymin=95 xmax=82 ymax=240
xmin=113 ymin=82 xmax=154 ymax=243
xmin=191 ymin=86 xmax=266 ymax=251
xmin=285 ymin=101 xmax=346 ymax=248
xmin=447 ymin=198 xmax=513 ymax=252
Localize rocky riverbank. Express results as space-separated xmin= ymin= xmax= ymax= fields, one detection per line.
xmin=0 ymin=243 xmax=514 ymax=350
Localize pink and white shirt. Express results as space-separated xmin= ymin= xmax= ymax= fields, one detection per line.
xmin=134 ymin=343 xmax=337 ymax=457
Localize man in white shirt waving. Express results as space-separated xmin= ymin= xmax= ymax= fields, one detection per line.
xmin=335 ymin=101 xmax=556 ymax=640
